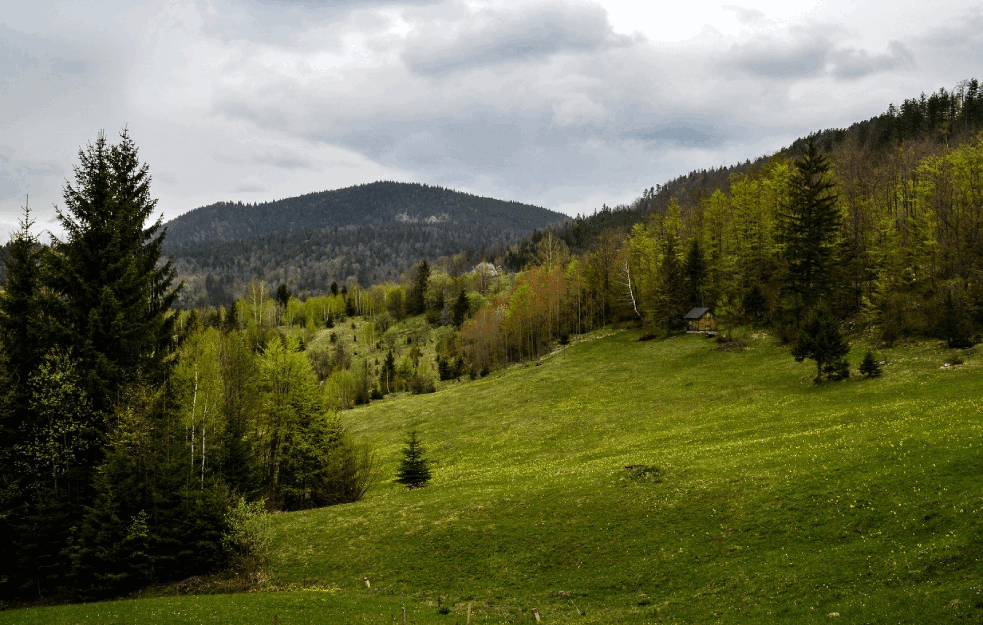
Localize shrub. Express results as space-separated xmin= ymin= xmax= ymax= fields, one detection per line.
xmin=409 ymin=374 xmax=436 ymax=395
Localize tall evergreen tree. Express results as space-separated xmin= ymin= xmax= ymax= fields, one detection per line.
xmin=409 ymin=260 xmax=430 ymax=316
xmin=682 ymin=238 xmax=707 ymax=307
xmin=50 ymin=129 xmax=181 ymax=420
xmin=778 ymin=140 xmax=842 ymax=310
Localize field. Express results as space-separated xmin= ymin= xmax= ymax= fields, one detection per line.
xmin=4 ymin=330 xmax=982 ymax=623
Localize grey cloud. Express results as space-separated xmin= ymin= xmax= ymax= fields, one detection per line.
xmin=725 ymin=31 xmax=832 ymax=79
xmin=0 ymin=25 xmax=91 ymax=84
xmin=830 ymin=41 xmax=913 ymax=80
xmin=725 ymin=26 xmax=915 ymax=82
xmin=919 ymin=7 xmax=983 ymax=61
xmin=402 ymin=2 xmax=635 ymax=76
xmin=626 ymin=123 xmax=728 ymax=148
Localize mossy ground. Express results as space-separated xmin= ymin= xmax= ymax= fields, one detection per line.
xmin=5 ymin=330 xmax=982 ymax=623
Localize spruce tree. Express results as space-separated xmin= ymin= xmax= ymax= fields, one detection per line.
xmin=50 ymin=129 xmax=181 ymax=420
xmin=859 ymin=350 xmax=883 ymax=378
xmin=935 ymin=290 xmax=972 ymax=348
xmin=682 ymin=238 xmax=707 ymax=307
xmin=395 ymin=431 xmax=431 ymax=488
xmin=792 ymin=306 xmax=851 ymax=383
xmin=778 ymin=140 xmax=841 ymax=310
xmin=409 ymin=260 xmax=430 ymax=316
xmin=452 ymin=289 xmax=469 ymax=327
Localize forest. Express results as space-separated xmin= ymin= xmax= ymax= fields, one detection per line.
xmin=1 ymin=78 xmax=982 ymax=605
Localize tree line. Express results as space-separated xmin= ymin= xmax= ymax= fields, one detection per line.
xmin=0 ymin=132 xmax=373 ymax=604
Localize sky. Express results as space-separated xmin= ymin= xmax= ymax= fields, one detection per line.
xmin=2 ymin=0 xmax=982 ymax=241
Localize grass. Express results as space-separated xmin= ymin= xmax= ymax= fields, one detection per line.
xmin=4 ymin=330 xmax=983 ymax=623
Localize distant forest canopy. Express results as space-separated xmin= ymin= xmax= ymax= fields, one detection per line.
xmin=161 ymin=181 xmax=567 ymax=307
xmin=163 ymin=180 xmax=565 ymax=245
xmin=171 ymin=222 xmax=527 ymax=307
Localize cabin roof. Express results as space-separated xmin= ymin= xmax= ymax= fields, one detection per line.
xmin=683 ymin=307 xmax=711 ymax=320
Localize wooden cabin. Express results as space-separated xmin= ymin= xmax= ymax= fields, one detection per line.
xmin=683 ymin=307 xmax=717 ymax=334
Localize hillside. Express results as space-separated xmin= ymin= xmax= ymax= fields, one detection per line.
xmin=12 ymin=329 xmax=982 ymax=623
xmin=162 ymin=181 xmax=567 ymax=305
xmin=164 ymin=181 xmax=565 ymax=246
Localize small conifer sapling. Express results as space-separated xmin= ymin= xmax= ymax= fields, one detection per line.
xmin=396 ymin=430 xmax=431 ymax=488
xmin=859 ymin=350 xmax=882 ymax=378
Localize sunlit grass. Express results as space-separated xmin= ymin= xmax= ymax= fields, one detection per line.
xmin=6 ymin=330 xmax=982 ymax=623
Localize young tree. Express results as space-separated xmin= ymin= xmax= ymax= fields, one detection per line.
xmin=778 ymin=140 xmax=842 ymax=310
xmin=791 ymin=306 xmax=851 ymax=383
xmin=859 ymin=350 xmax=883 ymax=378
xmin=395 ymin=430 xmax=431 ymax=488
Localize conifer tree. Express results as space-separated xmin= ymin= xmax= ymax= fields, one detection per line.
xmin=859 ymin=350 xmax=883 ymax=378
xmin=395 ymin=430 xmax=431 ymax=488
xmin=935 ymin=290 xmax=972 ymax=348
xmin=683 ymin=238 xmax=707 ymax=307
xmin=452 ymin=289 xmax=470 ymax=328
xmin=50 ymin=129 xmax=181 ymax=420
xmin=409 ymin=260 xmax=430 ymax=316
xmin=792 ymin=306 xmax=850 ymax=383
xmin=778 ymin=140 xmax=841 ymax=310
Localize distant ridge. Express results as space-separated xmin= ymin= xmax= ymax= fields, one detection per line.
xmin=164 ymin=181 xmax=564 ymax=247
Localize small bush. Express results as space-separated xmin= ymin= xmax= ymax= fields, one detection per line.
xmin=409 ymin=374 xmax=436 ymax=395
xmin=223 ymin=497 xmax=271 ymax=581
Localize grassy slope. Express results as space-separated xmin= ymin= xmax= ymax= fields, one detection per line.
xmin=5 ymin=331 xmax=983 ymax=624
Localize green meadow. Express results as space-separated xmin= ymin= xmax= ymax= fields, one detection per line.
xmin=5 ymin=330 xmax=983 ymax=623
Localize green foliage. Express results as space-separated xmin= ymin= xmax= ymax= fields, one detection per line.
xmin=778 ymin=140 xmax=841 ymax=308
xmin=859 ymin=349 xmax=882 ymax=378
xmin=935 ymin=290 xmax=972 ymax=348
xmin=51 ymin=129 xmax=180 ymax=418
xmin=395 ymin=431 xmax=431 ymax=488
xmin=223 ymin=497 xmax=271 ymax=580
xmin=791 ymin=306 xmax=851 ymax=383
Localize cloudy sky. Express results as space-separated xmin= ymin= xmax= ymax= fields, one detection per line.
xmin=2 ymin=0 xmax=982 ymax=240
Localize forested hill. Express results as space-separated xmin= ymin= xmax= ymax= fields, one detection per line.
xmin=163 ymin=181 xmax=564 ymax=246
xmin=521 ymin=78 xmax=983 ymax=262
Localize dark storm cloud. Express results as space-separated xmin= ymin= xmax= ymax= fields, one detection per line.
xmin=402 ymin=2 xmax=636 ymax=76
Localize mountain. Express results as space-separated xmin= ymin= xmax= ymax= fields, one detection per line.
xmin=162 ymin=181 xmax=568 ymax=306
xmin=163 ymin=181 xmax=565 ymax=247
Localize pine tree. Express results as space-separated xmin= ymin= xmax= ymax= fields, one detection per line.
xmin=409 ymin=260 xmax=430 ymax=316
xmin=778 ymin=140 xmax=842 ymax=310
xmin=395 ymin=431 xmax=431 ymax=488
xmin=682 ymin=238 xmax=707 ymax=307
xmin=791 ymin=306 xmax=851 ymax=383
xmin=452 ymin=290 xmax=469 ymax=328
xmin=50 ymin=129 xmax=181 ymax=420
xmin=859 ymin=350 xmax=883 ymax=378
xmin=935 ymin=290 xmax=972 ymax=348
